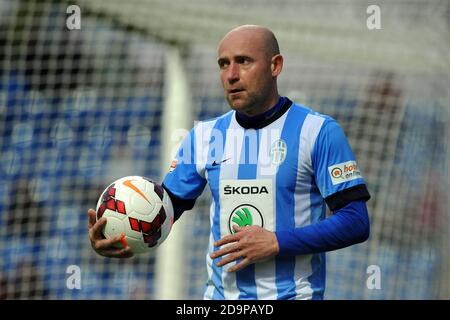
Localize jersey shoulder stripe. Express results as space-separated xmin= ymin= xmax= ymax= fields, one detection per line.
xmin=193 ymin=111 xmax=234 ymax=177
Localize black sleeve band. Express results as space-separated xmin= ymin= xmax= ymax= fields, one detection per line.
xmin=162 ymin=183 xmax=197 ymax=222
xmin=325 ymin=184 xmax=371 ymax=212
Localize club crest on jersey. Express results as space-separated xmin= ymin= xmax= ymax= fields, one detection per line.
xmin=270 ymin=139 xmax=287 ymax=165
xmin=228 ymin=204 xmax=264 ymax=234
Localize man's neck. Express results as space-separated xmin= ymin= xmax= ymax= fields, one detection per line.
xmin=239 ymin=95 xmax=280 ymax=117
xmin=235 ymin=96 xmax=291 ymax=129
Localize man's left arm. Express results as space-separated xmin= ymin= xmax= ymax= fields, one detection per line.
xmin=210 ymin=199 xmax=369 ymax=271
xmin=276 ymin=199 xmax=369 ymax=256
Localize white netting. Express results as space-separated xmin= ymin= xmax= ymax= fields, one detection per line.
xmin=0 ymin=0 xmax=449 ymax=299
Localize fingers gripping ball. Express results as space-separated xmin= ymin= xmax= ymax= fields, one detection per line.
xmin=96 ymin=176 xmax=174 ymax=254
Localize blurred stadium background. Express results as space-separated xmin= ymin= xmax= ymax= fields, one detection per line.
xmin=0 ymin=0 xmax=449 ymax=299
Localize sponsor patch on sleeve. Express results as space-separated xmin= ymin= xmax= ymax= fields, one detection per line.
xmin=328 ymin=161 xmax=362 ymax=185
xmin=169 ymin=159 xmax=178 ymax=173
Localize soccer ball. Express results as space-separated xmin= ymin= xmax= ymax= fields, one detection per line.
xmin=95 ymin=176 xmax=174 ymax=254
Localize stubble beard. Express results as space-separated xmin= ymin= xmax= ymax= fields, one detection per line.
xmin=226 ymin=91 xmax=266 ymax=116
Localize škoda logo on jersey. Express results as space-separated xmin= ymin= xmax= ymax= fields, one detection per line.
xmin=328 ymin=160 xmax=362 ymax=185
xmin=223 ymin=185 xmax=269 ymax=195
xmin=219 ymin=179 xmax=274 ymax=235
xmin=228 ymin=204 xmax=264 ymax=234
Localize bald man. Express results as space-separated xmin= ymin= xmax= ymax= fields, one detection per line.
xmin=88 ymin=25 xmax=371 ymax=300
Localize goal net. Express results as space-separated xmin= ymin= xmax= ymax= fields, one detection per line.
xmin=0 ymin=0 xmax=449 ymax=299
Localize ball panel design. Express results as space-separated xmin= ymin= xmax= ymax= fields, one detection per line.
xmin=153 ymin=183 xmax=164 ymax=200
xmin=124 ymin=236 xmax=147 ymax=254
xmin=130 ymin=191 xmax=155 ymax=215
xmin=103 ymin=216 xmax=125 ymax=238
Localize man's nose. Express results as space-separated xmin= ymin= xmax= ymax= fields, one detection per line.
xmin=227 ymin=62 xmax=240 ymax=84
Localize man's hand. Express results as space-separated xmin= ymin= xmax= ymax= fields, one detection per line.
xmin=210 ymin=225 xmax=279 ymax=272
xmin=88 ymin=208 xmax=134 ymax=258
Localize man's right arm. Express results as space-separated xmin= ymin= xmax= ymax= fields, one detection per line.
xmin=162 ymin=184 xmax=197 ymax=222
xmin=88 ymin=125 xmax=206 ymax=258
xmin=161 ymin=125 xmax=208 ymax=221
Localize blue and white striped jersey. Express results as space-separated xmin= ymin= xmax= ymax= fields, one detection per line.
xmin=163 ymin=98 xmax=368 ymax=300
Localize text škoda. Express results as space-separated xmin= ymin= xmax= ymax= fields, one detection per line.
xmin=224 ymin=185 xmax=269 ymax=195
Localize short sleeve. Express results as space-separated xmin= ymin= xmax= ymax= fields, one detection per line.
xmin=162 ymin=127 xmax=207 ymax=200
xmin=312 ymin=119 xmax=370 ymax=211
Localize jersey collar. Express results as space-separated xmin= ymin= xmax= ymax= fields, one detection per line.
xmin=235 ymin=96 xmax=293 ymax=129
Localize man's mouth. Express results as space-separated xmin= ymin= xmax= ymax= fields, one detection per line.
xmin=228 ymin=88 xmax=245 ymax=96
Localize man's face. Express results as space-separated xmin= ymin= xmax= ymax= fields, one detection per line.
xmin=217 ymin=31 xmax=275 ymax=114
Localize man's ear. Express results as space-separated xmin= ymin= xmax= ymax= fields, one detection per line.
xmin=271 ymin=54 xmax=283 ymax=77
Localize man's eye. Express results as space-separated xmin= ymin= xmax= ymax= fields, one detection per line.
xmin=218 ymin=61 xmax=229 ymax=69
xmin=236 ymin=57 xmax=251 ymax=65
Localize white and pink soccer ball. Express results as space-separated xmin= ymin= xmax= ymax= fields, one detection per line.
xmin=96 ymin=176 xmax=174 ymax=254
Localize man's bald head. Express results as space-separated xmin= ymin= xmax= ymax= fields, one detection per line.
xmin=217 ymin=25 xmax=284 ymax=116
xmin=219 ymin=25 xmax=280 ymax=59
